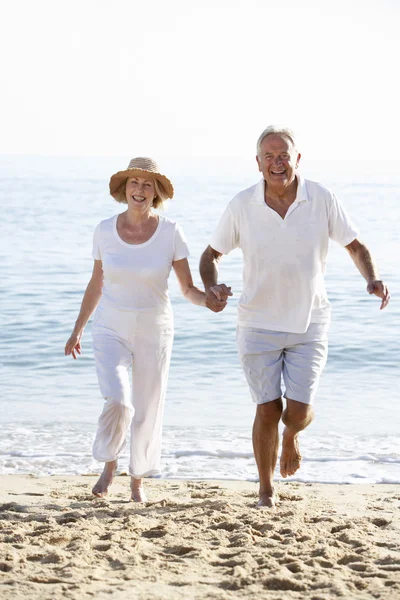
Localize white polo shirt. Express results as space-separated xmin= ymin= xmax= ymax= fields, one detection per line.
xmin=210 ymin=175 xmax=358 ymax=334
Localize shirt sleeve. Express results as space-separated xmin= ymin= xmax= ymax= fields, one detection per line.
xmin=173 ymin=224 xmax=190 ymax=261
xmin=210 ymin=203 xmax=239 ymax=255
xmin=92 ymin=223 xmax=102 ymax=260
xmin=328 ymin=194 xmax=359 ymax=246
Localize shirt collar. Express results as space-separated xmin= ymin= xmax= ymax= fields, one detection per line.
xmin=251 ymin=172 xmax=309 ymax=205
xmin=295 ymin=173 xmax=309 ymax=203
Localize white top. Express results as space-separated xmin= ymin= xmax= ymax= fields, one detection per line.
xmin=92 ymin=214 xmax=189 ymax=320
xmin=210 ymin=175 xmax=359 ymax=334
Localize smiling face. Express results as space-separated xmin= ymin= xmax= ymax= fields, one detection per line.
xmin=256 ymin=134 xmax=301 ymax=191
xmin=125 ymin=176 xmax=156 ymax=213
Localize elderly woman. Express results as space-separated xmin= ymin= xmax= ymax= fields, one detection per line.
xmin=65 ymin=157 xmax=213 ymax=501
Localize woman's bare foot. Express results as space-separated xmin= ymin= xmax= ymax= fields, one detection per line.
xmin=92 ymin=461 xmax=117 ymax=497
xmin=280 ymin=428 xmax=302 ymax=477
xmin=130 ymin=478 xmax=147 ymax=503
xmin=256 ymin=490 xmax=277 ymax=509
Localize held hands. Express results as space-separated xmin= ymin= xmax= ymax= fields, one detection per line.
xmin=65 ymin=331 xmax=83 ymax=360
xmin=367 ymin=280 xmax=390 ymax=310
xmin=205 ymin=284 xmax=233 ymax=313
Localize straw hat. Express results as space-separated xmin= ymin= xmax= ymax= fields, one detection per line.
xmin=109 ymin=157 xmax=174 ymax=200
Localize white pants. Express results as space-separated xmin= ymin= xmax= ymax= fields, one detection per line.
xmin=91 ymin=306 xmax=173 ymax=478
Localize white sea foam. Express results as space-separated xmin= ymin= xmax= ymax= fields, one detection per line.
xmin=1 ymin=422 xmax=400 ymax=484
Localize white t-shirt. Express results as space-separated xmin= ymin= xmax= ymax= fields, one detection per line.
xmin=92 ymin=214 xmax=189 ymax=319
xmin=210 ymin=175 xmax=359 ymax=334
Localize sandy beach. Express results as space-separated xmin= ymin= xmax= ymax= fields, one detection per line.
xmin=0 ymin=476 xmax=399 ymax=599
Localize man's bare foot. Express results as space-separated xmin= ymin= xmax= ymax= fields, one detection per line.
xmin=280 ymin=428 xmax=302 ymax=477
xmin=131 ymin=478 xmax=147 ymax=503
xmin=92 ymin=461 xmax=117 ymax=497
xmin=256 ymin=490 xmax=277 ymax=509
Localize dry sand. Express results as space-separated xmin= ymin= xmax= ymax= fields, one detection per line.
xmin=0 ymin=475 xmax=399 ymax=599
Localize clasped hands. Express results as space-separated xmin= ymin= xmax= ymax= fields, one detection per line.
xmin=205 ymin=284 xmax=233 ymax=313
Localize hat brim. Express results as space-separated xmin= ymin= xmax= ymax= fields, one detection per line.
xmin=109 ymin=168 xmax=174 ymax=200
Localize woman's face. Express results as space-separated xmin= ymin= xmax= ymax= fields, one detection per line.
xmin=125 ymin=176 xmax=156 ymax=212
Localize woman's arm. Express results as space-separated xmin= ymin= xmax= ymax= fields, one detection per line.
xmin=172 ymin=258 xmax=206 ymax=307
xmin=65 ymin=260 xmax=104 ymax=359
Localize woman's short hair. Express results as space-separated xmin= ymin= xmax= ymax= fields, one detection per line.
xmin=256 ymin=125 xmax=297 ymax=156
xmin=113 ymin=178 xmax=167 ymax=210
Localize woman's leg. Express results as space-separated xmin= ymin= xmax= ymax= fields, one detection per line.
xmin=130 ymin=477 xmax=147 ymax=503
xmin=92 ymin=460 xmax=118 ymax=498
xmin=91 ymin=332 xmax=133 ymax=496
xmin=129 ymin=329 xmax=173 ymax=499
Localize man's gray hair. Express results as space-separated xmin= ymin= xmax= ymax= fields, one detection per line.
xmin=256 ymin=125 xmax=297 ymax=156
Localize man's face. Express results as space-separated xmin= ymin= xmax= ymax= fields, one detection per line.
xmin=256 ymin=134 xmax=301 ymax=189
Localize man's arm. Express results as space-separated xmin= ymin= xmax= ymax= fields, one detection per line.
xmin=345 ymin=238 xmax=390 ymax=310
xmin=199 ymin=245 xmax=232 ymax=312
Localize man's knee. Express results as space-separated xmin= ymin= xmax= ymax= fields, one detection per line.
xmin=256 ymin=398 xmax=283 ymax=424
xmin=283 ymin=398 xmax=314 ymax=427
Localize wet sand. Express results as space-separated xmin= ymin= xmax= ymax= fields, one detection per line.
xmin=1 ymin=476 xmax=399 ymax=599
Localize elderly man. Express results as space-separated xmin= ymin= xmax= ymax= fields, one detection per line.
xmin=200 ymin=126 xmax=390 ymax=508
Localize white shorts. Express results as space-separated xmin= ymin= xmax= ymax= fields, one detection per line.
xmin=237 ymin=322 xmax=329 ymax=405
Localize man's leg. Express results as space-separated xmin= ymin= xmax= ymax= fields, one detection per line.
xmin=280 ymin=399 xmax=314 ymax=478
xmin=237 ymin=326 xmax=285 ymax=508
xmin=252 ymin=398 xmax=283 ymax=507
xmin=280 ymin=323 xmax=329 ymax=477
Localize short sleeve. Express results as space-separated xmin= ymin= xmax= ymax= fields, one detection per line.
xmin=173 ymin=224 xmax=190 ymax=261
xmin=92 ymin=223 xmax=102 ymax=260
xmin=210 ymin=204 xmax=239 ymax=255
xmin=328 ymin=194 xmax=359 ymax=247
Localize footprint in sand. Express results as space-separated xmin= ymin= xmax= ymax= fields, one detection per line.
xmin=263 ymin=575 xmax=307 ymax=592
xmin=338 ymin=553 xmax=368 ymax=565
xmin=228 ymin=532 xmax=254 ymax=547
xmin=330 ymin=522 xmax=354 ymax=533
xmin=278 ymin=492 xmax=303 ymax=502
xmin=285 ymin=561 xmax=304 ymax=573
xmin=163 ymin=545 xmax=198 ymax=556
xmin=142 ymin=526 xmax=168 ymax=538
xmin=210 ymin=520 xmax=243 ymax=532
xmin=190 ymin=490 xmax=220 ymax=499
xmin=0 ymin=502 xmax=30 ymax=513
xmin=370 ymin=517 xmax=391 ymax=527
xmin=211 ymin=558 xmax=247 ymax=568
xmin=93 ymin=543 xmax=113 ymax=552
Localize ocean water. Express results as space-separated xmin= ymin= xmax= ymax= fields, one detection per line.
xmin=1 ymin=155 xmax=399 ymax=484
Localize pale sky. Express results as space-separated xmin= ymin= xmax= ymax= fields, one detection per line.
xmin=1 ymin=0 xmax=399 ymax=160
